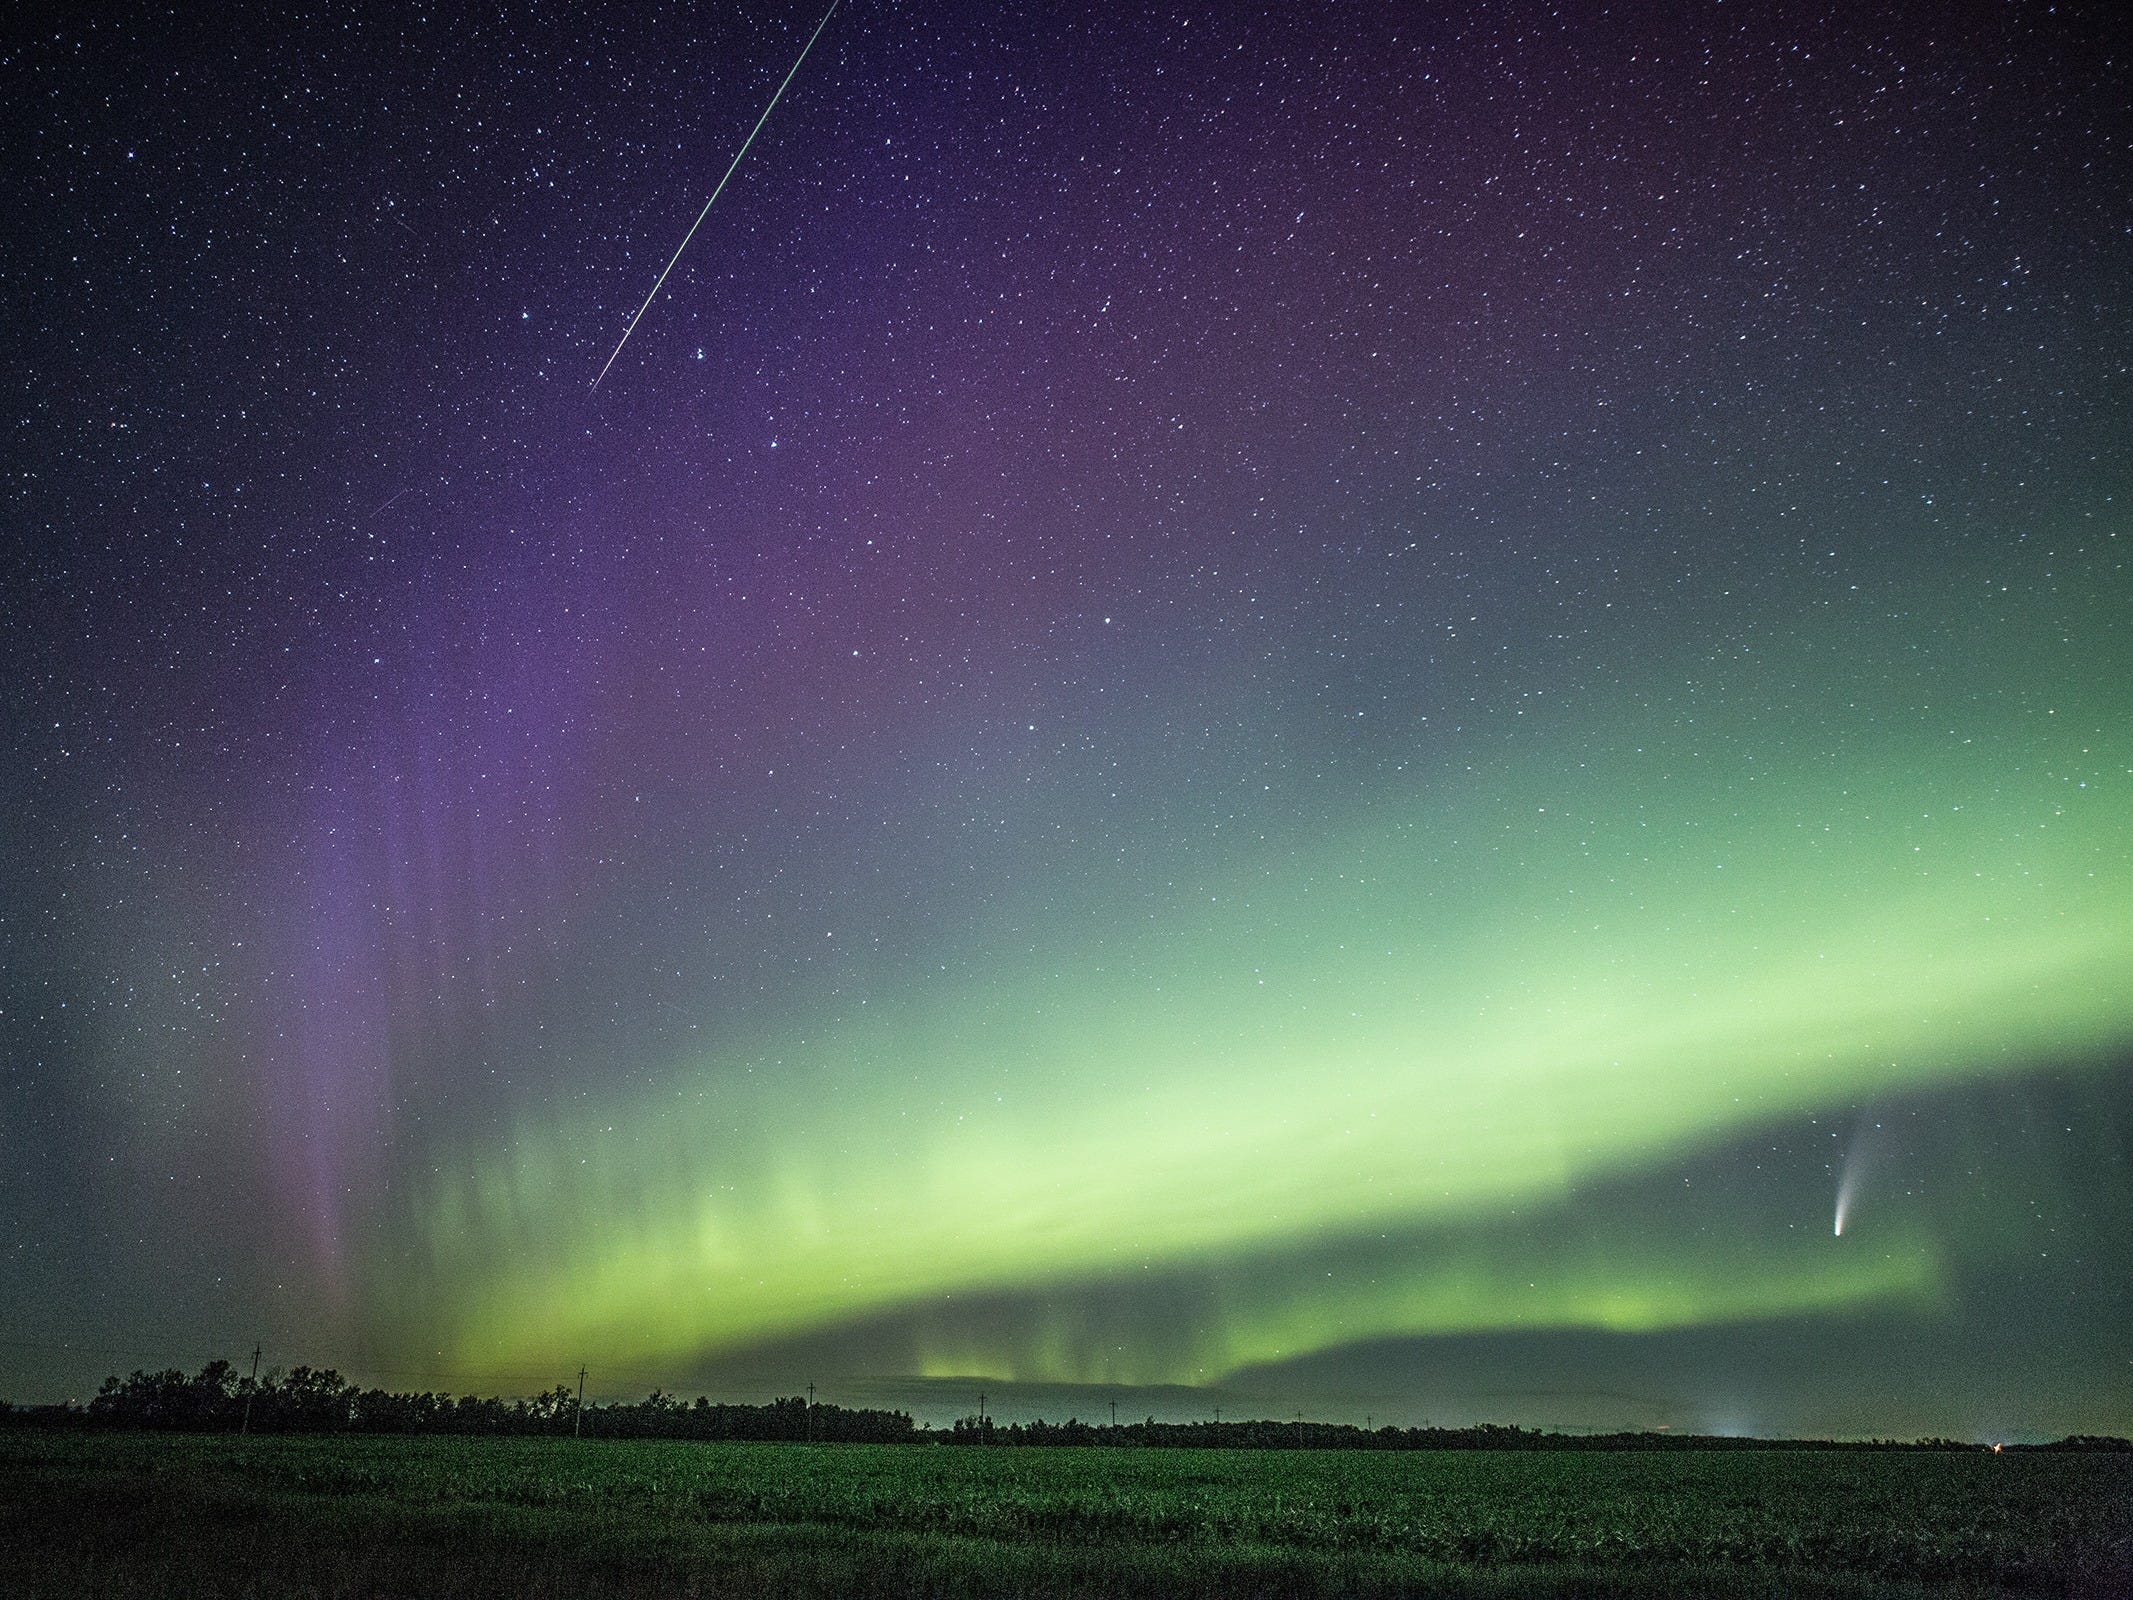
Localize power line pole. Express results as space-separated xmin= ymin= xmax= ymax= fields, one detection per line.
xmin=575 ymin=1366 xmax=586 ymax=1438
xmin=807 ymin=1382 xmax=815 ymax=1442
xmin=1213 ymin=1405 xmax=1221 ymax=1425
xmin=1296 ymin=1411 xmax=1305 ymax=1449
xmin=1109 ymin=1399 xmax=1117 ymax=1430
xmin=241 ymin=1344 xmax=260 ymax=1434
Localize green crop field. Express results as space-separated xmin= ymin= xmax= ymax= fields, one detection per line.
xmin=2 ymin=1432 xmax=2128 ymax=1598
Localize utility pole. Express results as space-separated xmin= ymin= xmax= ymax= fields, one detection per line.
xmin=1213 ymin=1405 xmax=1221 ymax=1425
xmin=241 ymin=1344 xmax=261 ymax=1435
xmin=1109 ymin=1399 xmax=1117 ymax=1430
xmin=575 ymin=1366 xmax=586 ymax=1438
xmin=1296 ymin=1411 xmax=1305 ymax=1450
xmin=807 ymin=1382 xmax=815 ymax=1442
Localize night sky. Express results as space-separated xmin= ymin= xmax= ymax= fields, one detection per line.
xmin=4 ymin=1 xmax=2130 ymax=1439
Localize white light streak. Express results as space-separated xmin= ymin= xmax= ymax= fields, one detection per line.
xmin=591 ymin=0 xmax=842 ymax=392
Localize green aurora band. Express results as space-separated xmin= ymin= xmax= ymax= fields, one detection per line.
xmin=376 ymin=576 xmax=2133 ymax=1387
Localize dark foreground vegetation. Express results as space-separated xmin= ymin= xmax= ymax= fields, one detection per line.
xmin=3 ymin=1430 xmax=2129 ymax=1599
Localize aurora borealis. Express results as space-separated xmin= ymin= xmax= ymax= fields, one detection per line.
xmin=4 ymin=1 xmax=2130 ymax=1438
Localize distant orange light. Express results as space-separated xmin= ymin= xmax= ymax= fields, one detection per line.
xmin=1993 ymin=1443 xmax=2004 ymax=1454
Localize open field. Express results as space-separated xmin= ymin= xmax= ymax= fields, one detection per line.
xmin=2 ymin=1431 xmax=2129 ymax=1598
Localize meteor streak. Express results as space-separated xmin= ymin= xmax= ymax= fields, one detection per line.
xmin=590 ymin=0 xmax=842 ymax=392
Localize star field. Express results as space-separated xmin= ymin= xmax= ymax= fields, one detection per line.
xmin=3 ymin=0 xmax=2130 ymax=1435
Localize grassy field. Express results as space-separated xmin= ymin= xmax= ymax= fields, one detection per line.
xmin=3 ymin=1431 xmax=2128 ymax=1598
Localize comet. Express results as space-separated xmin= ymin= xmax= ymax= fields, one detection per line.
xmin=1833 ymin=1115 xmax=1878 ymax=1237
xmin=590 ymin=0 xmax=842 ymax=392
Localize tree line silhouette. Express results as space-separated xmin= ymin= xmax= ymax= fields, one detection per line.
xmin=14 ymin=1361 xmax=917 ymax=1442
xmin=939 ymin=1415 xmax=2127 ymax=1452
xmin=4 ymin=1360 xmax=2125 ymax=1451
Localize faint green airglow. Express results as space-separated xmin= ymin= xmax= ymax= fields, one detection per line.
xmin=378 ymin=612 xmax=2133 ymax=1383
